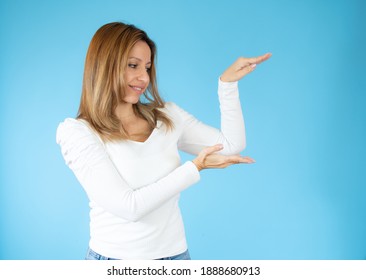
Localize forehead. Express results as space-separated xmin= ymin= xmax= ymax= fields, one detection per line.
xmin=129 ymin=41 xmax=151 ymax=61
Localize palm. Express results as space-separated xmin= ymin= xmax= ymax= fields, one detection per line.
xmin=203 ymin=153 xmax=255 ymax=169
xmin=192 ymin=144 xmax=255 ymax=171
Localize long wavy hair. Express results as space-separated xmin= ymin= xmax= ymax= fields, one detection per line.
xmin=77 ymin=22 xmax=172 ymax=141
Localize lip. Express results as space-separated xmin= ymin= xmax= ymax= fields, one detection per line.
xmin=129 ymin=85 xmax=145 ymax=94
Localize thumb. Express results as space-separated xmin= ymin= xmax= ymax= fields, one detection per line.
xmin=237 ymin=63 xmax=257 ymax=80
xmin=238 ymin=63 xmax=257 ymax=77
xmin=200 ymin=144 xmax=223 ymax=157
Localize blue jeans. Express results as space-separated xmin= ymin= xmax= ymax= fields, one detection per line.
xmin=85 ymin=247 xmax=191 ymax=260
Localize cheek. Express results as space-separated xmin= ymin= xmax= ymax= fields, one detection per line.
xmin=123 ymin=70 xmax=132 ymax=83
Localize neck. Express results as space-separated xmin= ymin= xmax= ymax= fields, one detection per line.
xmin=115 ymin=102 xmax=136 ymax=121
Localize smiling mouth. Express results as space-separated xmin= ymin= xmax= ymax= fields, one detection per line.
xmin=129 ymin=85 xmax=144 ymax=93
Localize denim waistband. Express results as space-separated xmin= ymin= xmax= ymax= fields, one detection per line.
xmin=85 ymin=247 xmax=191 ymax=260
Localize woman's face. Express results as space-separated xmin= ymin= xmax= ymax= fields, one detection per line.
xmin=123 ymin=40 xmax=151 ymax=104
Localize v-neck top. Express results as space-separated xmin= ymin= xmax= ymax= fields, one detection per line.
xmin=56 ymin=79 xmax=246 ymax=259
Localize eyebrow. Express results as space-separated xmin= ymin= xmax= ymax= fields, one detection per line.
xmin=128 ymin=57 xmax=151 ymax=64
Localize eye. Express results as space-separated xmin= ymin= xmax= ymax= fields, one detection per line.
xmin=128 ymin=63 xmax=137 ymax=69
xmin=146 ymin=67 xmax=151 ymax=73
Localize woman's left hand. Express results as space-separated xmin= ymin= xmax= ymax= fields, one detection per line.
xmin=192 ymin=144 xmax=255 ymax=171
xmin=220 ymin=53 xmax=272 ymax=83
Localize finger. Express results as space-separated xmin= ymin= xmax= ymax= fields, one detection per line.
xmin=240 ymin=156 xmax=256 ymax=163
xmin=237 ymin=63 xmax=258 ymax=77
xmin=228 ymin=155 xmax=255 ymax=164
xmin=248 ymin=53 xmax=272 ymax=65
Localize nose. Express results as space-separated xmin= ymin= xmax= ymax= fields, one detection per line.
xmin=137 ymin=69 xmax=149 ymax=83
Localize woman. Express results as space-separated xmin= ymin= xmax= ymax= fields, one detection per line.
xmin=56 ymin=22 xmax=271 ymax=260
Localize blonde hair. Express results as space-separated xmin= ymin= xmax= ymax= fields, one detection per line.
xmin=77 ymin=22 xmax=172 ymax=141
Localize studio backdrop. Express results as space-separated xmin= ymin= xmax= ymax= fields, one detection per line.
xmin=0 ymin=0 xmax=365 ymax=259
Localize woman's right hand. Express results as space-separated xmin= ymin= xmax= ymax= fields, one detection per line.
xmin=192 ymin=144 xmax=255 ymax=171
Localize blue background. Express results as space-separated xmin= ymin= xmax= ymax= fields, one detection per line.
xmin=1 ymin=0 xmax=365 ymax=260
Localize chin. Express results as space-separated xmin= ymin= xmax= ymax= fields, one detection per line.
xmin=123 ymin=97 xmax=140 ymax=104
xmin=124 ymin=99 xmax=140 ymax=105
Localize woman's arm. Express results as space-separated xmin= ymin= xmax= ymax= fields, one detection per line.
xmin=176 ymin=79 xmax=246 ymax=155
xmin=56 ymin=54 xmax=270 ymax=222
xmin=177 ymin=53 xmax=271 ymax=156
xmin=56 ymin=119 xmax=255 ymax=222
xmin=56 ymin=118 xmax=200 ymax=222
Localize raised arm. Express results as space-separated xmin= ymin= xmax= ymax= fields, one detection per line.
xmin=176 ymin=79 xmax=246 ymax=155
xmin=177 ymin=53 xmax=272 ymax=156
xmin=185 ymin=53 xmax=272 ymax=170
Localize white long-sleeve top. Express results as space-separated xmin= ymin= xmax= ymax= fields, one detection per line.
xmin=56 ymin=79 xmax=245 ymax=259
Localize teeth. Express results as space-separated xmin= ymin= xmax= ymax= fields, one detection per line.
xmin=132 ymin=86 xmax=142 ymax=91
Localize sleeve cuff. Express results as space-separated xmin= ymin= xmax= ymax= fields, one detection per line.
xmin=184 ymin=161 xmax=201 ymax=183
xmin=218 ymin=77 xmax=238 ymax=89
xmin=218 ymin=77 xmax=239 ymax=98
